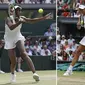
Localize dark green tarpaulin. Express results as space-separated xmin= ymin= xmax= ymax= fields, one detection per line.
xmin=57 ymin=63 xmax=85 ymax=71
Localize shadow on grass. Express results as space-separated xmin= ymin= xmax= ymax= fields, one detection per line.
xmin=0 ymin=81 xmax=39 ymax=85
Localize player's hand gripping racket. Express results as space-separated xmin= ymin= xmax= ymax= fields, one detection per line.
xmin=45 ymin=13 xmax=53 ymax=19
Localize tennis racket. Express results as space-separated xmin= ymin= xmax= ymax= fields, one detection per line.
xmin=8 ymin=0 xmax=16 ymax=19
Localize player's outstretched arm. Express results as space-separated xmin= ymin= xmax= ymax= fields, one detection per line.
xmin=21 ymin=13 xmax=53 ymax=24
xmin=77 ymin=16 xmax=81 ymax=30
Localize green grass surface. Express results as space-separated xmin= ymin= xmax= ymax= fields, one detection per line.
xmin=0 ymin=70 xmax=56 ymax=85
xmin=57 ymin=70 xmax=85 ymax=85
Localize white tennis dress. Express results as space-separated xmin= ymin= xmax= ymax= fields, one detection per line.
xmin=80 ymin=36 xmax=85 ymax=46
xmin=4 ymin=15 xmax=25 ymax=49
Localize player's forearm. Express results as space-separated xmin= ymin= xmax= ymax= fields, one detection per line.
xmin=24 ymin=17 xmax=46 ymax=23
xmin=9 ymin=21 xmax=21 ymax=30
xmin=77 ymin=16 xmax=81 ymax=26
xmin=77 ymin=16 xmax=81 ymax=24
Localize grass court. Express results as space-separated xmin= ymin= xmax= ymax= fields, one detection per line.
xmin=58 ymin=70 xmax=85 ymax=85
xmin=0 ymin=70 xmax=56 ymax=85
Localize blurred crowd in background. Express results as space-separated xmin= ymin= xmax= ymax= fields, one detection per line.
xmin=0 ymin=0 xmax=56 ymax=4
xmin=57 ymin=0 xmax=85 ymax=61
xmin=57 ymin=0 xmax=85 ymax=17
xmin=57 ymin=9 xmax=80 ymax=17
xmin=44 ymin=23 xmax=56 ymax=37
xmin=58 ymin=0 xmax=85 ymax=10
xmin=25 ymin=36 xmax=56 ymax=56
xmin=24 ymin=22 xmax=56 ymax=56
xmin=57 ymin=27 xmax=85 ymax=61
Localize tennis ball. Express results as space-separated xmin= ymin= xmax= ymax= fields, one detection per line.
xmin=38 ymin=8 xmax=43 ymax=13
xmin=81 ymin=20 xmax=83 ymax=24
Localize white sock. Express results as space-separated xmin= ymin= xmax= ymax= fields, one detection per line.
xmin=68 ymin=65 xmax=73 ymax=71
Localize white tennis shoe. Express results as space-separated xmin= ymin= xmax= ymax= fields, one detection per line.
xmin=17 ymin=69 xmax=23 ymax=72
xmin=33 ymin=73 xmax=40 ymax=81
xmin=0 ymin=70 xmax=5 ymax=74
xmin=10 ymin=74 xmax=16 ymax=83
xmin=63 ymin=70 xmax=73 ymax=76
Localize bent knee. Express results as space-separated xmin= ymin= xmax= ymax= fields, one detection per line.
xmin=75 ymin=49 xmax=82 ymax=55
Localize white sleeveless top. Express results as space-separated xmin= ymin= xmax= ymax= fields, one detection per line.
xmin=4 ymin=15 xmax=25 ymax=40
xmin=4 ymin=15 xmax=25 ymax=49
